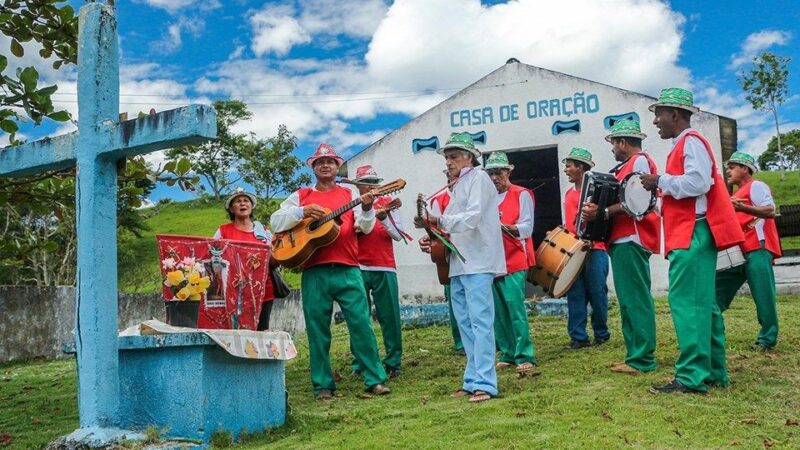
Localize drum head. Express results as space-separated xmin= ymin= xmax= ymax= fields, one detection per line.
xmin=620 ymin=172 xmax=656 ymax=220
xmin=551 ymin=244 xmax=589 ymax=298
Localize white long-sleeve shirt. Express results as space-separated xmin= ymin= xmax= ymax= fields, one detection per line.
xmin=438 ymin=167 xmax=507 ymax=277
xmin=270 ymin=186 xmax=375 ymax=234
xmin=749 ymin=180 xmax=775 ymax=241
xmin=497 ymin=189 xmax=534 ymax=239
xmin=657 ymin=128 xmax=713 ymax=214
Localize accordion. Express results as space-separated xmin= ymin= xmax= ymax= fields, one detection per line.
xmin=574 ymin=172 xmax=619 ymax=242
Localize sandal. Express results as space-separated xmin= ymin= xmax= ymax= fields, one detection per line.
xmin=451 ymin=389 xmax=472 ymax=398
xmin=468 ymin=390 xmax=492 ymax=403
xmin=495 ymin=361 xmax=512 ymax=369
xmin=516 ymin=362 xmax=535 ymax=373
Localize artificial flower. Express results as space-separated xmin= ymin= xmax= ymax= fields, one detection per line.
xmin=175 ymin=287 xmax=191 ymax=300
xmin=162 ymin=257 xmax=175 ymax=270
xmin=166 ymin=270 xmax=185 ymax=286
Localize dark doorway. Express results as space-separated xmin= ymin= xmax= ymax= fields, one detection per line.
xmin=484 ymin=146 xmax=562 ymax=297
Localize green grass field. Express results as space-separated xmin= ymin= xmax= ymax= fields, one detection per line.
xmin=2 ymin=295 xmax=799 ymax=449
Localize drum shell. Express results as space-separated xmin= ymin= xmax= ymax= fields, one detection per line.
xmin=716 ymin=246 xmax=746 ymax=272
xmin=528 ymin=226 xmax=590 ymax=297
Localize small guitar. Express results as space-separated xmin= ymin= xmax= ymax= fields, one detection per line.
xmin=376 ymin=198 xmax=402 ymax=217
xmin=416 ymin=194 xmax=450 ymax=285
xmin=272 ymin=179 xmax=406 ymax=268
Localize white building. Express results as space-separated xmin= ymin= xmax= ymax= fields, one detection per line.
xmin=345 ymin=59 xmax=737 ymax=301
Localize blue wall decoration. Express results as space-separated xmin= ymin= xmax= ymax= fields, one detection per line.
xmin=603 ymin=112 xmax=640 ymax=129
xmin=411 ymin=136 xmax=440 ymax=154
xmin=468 ymin=130 xmax=487 ymax=145
xmin=551 ymin=119 xmax=581 ymax=135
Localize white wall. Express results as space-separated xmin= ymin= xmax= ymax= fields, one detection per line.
xmin=349 ymin=62 xmax=726 ymax=300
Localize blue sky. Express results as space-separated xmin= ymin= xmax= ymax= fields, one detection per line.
xmin=3 ymin=0 xmax=799 ymax=201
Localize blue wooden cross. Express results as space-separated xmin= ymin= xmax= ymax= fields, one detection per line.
xmin=0 ymin=4 xmax=216 ymax=443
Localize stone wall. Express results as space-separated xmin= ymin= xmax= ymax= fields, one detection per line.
xmin=0 ymin=286 xmax=305 ymax=364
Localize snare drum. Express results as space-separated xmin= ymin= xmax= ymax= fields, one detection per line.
xmin=619 ymin=172 xmax=657 ymax=221
xmin=528 ymin=226 xmax=590 ymax=298
xmin=716 ymin=246 xmax=746 ymax=272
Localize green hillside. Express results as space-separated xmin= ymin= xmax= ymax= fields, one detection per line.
xmin=117 ymin=197 xmax=299 ymax=293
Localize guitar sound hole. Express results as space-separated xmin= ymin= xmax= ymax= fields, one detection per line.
xmin=308 ymin=221 xmax=320 ymax=232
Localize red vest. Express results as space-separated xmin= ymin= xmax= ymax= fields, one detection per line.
xmin=733 ymin=180 xmax=782 ymax=260
xmin=564 ymin=187 xmax=606 ymax=251
xmin=662 ymin=131 xmax=744 ymax=255
xmin=499 ymin=185 xmax=536 ymax=273
xmin=298 ymin=186 xmax=360 ymax=268
xmin=430 ymin=191 xmax=450 ymax=214
xmin=216 ymin=223 xmax=275 ymax=300
xmin=609 ymin=152 xmax=662 ymax=254
xmin=357 ymin=196 xmax=397 ymax=269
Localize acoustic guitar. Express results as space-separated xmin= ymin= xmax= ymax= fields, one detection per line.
xmin=272 ymin=179 xmax=406 ymax=268
xmin=416 ymin=195 xmax=450 ymax=285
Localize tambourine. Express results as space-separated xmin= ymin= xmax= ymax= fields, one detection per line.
xmin=619 ymin=172 xmax=656 ymax=221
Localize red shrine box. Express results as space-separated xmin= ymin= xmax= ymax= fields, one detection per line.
xmin=156 ymin=234 xmax=270 ymax=330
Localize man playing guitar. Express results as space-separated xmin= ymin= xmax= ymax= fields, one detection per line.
xmin=271 ymin=143 xmax=390 ymax=400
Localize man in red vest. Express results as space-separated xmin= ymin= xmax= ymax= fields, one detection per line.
xmin=716 ymin=151 xmax=781 ymax=351
xmin=428 ymin=170 xmax=464 ymax=355
xmin=582 ymin=119 xmax=661 ymax=374
xmin=641 ymin=88 xmax=744 ymax=394
xmin=484 ymin=151 xmax=536 ymax=373
xmin=352 ymin=164 xmax=406 ymax=377
xmin=271 ymin=143 xmax=390 ymax=400
xmin=562 ymin=148 xmax=611 ymax=350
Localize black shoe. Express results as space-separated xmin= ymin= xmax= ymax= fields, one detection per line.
xmin=649 ymin=379 xmax=702 ymax=395
xmin=565 ymin=340 xmax=591 ymax=350
xmin=594 ymin=336 xmax=610 ymax=346
xmin=456 ymin=348 xmax=466 ymax=356
xmin=750 ymin=342 xmax=773 ymax=352
xmin=386 ymin=366 xmax=401 ymax=379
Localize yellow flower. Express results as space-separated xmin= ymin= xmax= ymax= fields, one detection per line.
xmin=175 ymin=287 xmax=191 ymax=301
xmin=197 ymin=276 xmax=211 ymax=291
xmin=188 ymin=293 xmax=202 ymax=301
xmin=187 ymin=272 xmax=202 ymax=285
xmin=166 ymin=270 xmax=185 ymax=286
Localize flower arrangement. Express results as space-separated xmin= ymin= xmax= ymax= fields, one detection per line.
xmin=162 ymin=256 xmax=211 ymax=301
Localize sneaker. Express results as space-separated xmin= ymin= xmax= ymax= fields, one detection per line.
xmin=750 ymin=342 xmax=773 ymax=352
xmin=366 ymin=384 xmax=391 ymax=396
xmin=649 ymin=379 xmax=702 ymax=395
xmin=315 ymin=389 xmax=334 ymax=400
xmin=565 ymin=340 xmax=592 ymax=350
xmin=386 ymin=367 xmax=401 ymax=379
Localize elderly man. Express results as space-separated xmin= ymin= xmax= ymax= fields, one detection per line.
xmin=416 ymin=132 xmax=506 ymax=403
xmin=484 ymin=151 xmax=536 ymax=373
xmin=582 ymin=120 xmax=661 ymax=374
xmin=716 ymin=151 xmax=782 ymax=351
xmin=271 ymin=143 xmax=390 ymax=400
xmin=641 ymin=88 xmax=744 ymax=394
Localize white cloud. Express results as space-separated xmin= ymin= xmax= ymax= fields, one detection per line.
xmin=365 ymin=0 xmax=689 ymax=96
xmin=250 ymin=5 xmax=311 ymax=57
xmin=135 ymin=0 xmax=221 ymax=14
xmin=150 ymin=16 xmax=205 ymax=54
xmin=729 ymin=30 xmax=792 ymax=69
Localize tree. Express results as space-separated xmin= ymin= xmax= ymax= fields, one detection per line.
xmin=165 ymin=100 xmax=252 ymax=199
xmin=758 ymin=129 xmax=800 ymax=171
xmin=0 ymin=2 xmax=198 ymax=285
xmin=238 ymin=124 xmax=311 ymax=220
xmin=739 ymin=52 xmax=791 ymax=157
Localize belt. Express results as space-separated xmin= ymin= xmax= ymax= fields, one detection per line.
xmin=695 ymin=214 xmax=706 ymax=219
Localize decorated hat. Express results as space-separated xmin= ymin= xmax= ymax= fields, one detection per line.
xmin=225 ymin=187 xmax=257 ymax=210
xmin=605 ymin=119 xmax=647 ymax=142
xmin=725 ymin=151 xmax=759 ymax=173
xmin=436 ymin=132 xmax=482 ymax=159
xmin=648 ymin=87 xmax=700 ymax=114
xmin=306 ymin=143 xmax=344 ymax=168
xmin=484 ymin=151 xmax=514 ymax=170
xmin=562 ymin=147 xmax=595 ymax=168
xmin=353 ymin=164 xmax=384 ymax=183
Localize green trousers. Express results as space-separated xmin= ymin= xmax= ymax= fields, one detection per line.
xmin=352 ymin=270 xmax=403 ymax=371
xmin=301 ymin=265 xmax=387 ymax=395
xmin=444 ymin=284 xmax=464 ymax=351
xmin=667 ymin=219 xmax=728 ymax=391
xmin=493 ymin=270 xmax=535 ymax=365
xmin=715 ymin=245 xmax=779 ymax=348
xmin=609 ymin=242 xmax=657 ymax=372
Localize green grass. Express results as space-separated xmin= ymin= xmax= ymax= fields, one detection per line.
xmin=3 ymin=295 xmax=799 ymax=449
xmin=754 ymin=170 xmax=800 ymax=249
xmin=117 ymin=197 xmax=300 ymax=293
